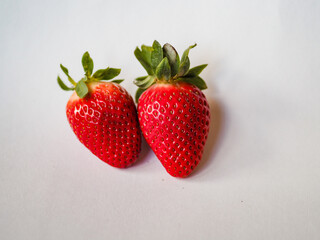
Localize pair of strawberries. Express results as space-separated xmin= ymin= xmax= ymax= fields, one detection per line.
xmin=58 ymin=41 xmax=210 ymax=178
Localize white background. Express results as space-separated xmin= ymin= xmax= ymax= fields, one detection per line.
xmin=1 ymin=0 xmax=320 ymax=239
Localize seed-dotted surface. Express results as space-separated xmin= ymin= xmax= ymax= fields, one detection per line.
xmin=138 ymin=82 xmax=210 ymax=177
xmin=66 ymin=83 xmax=141 ymax=168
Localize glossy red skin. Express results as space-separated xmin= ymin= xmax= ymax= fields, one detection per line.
xmin=138 ymin=82 xmax=210 ymax=177
xmin=66 ymin=82 xmax=141 ymax=168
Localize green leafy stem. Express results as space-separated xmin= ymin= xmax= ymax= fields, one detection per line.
xmin=57 ymin=52 xmax=123 ymax=98
xmin=134 ymin=40 xmax=208 ymax=102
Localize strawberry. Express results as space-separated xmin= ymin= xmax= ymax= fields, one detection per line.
xmin=57 ymin=52 xmax=141 ymax=168
xmin=134 ymin=41 xmax=210 ymax=177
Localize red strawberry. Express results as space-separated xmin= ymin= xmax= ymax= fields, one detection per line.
xmin=134 ymin=41 xmax=210 ymax=177
xmin=58 ymin=52 xmax=141 ymax=168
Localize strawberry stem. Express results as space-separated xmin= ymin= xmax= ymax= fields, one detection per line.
xmin=69 ymin=78 xmax=77 ymax=86
xmin=134 ymin=41 xmax=208 ymax=102
xmin=57 ymin=52 xmax=122 ymax=98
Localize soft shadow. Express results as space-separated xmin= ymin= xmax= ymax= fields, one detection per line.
xmin=191 ymin=97 xmax=225 ymax=176
xmin=131 ymin=135 xmax=151 ymax=167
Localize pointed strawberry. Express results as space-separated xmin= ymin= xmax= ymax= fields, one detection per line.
xmin=134 ymin=41 xmax=210 ymax=177
xmin=58 ymin=52 xmax=141 ymax=168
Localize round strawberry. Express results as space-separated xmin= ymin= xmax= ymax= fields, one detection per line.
xmin=134 ymin=41 xmax=210 ymax=177
xmin=57 ymin=52 xmax=141 ymax=168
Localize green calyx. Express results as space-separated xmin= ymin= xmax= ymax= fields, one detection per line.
xmin=134 ymin=40 xmax=208 ymax=102
xmin=57 ymin=51 xmax=123 ymax=98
